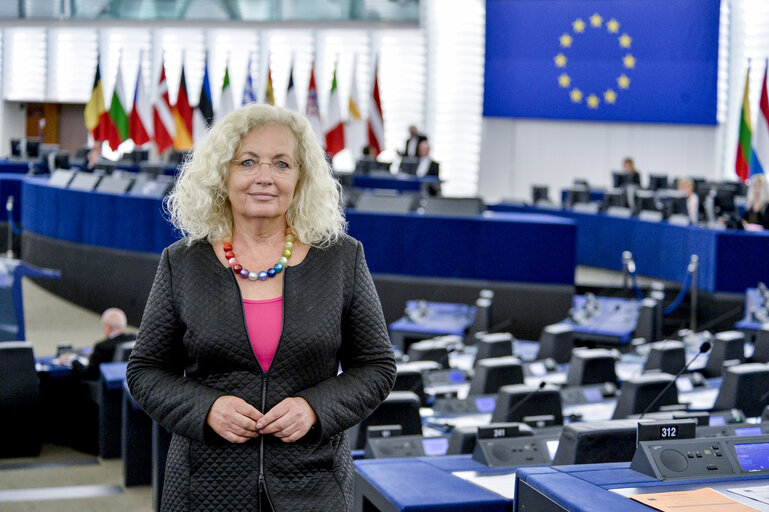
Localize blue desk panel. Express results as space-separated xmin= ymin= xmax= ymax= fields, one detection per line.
xmin=22 ymin=179 xmax=179 ymax=253
xmin=489 ymin=204 xmax=769 ymax=293
xmin=0 ymin=173 xmax=24 ymax=223
xmin=352 ymin=173 xmax=439 ymax=193
xmin=516 ymin=463 xmax=769 ymax=512
xmin=355 ymin=456 xmax=511 ymax=512
xmin=346 ymin=211 xmax=576 ymax=285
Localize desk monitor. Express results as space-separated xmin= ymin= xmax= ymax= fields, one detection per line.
xmin=734 ymin=441 xmax=769 ymax=471
xmin=634 ymin=189 xmax=659 ymax=214
xmin=664 ymin=191 xmax=688 ymax=218
xmin=648 ymin=174 xmax=669 ymax=190
xmin=603 ymin=189 xmax=628 ymax=209
xmin=139 ymin=161 xmax=168 ymax=178
xmin=348 ymin=391 xmax=421 ymax=449
xmin=398 ymin=157 xmax=420 ymax=175
xmin=612 ymin=171 xmax=630 ymax=188
xmin=52 ymin=152 xmax=70 ymax=170
xmin=714 ymin=187 xmax=737 ymax=216
xmin=68 ymin=171 xmax=102 ymax=191
xmin=129 ymin=179 xmax=170 ymax=198
xmin=491 ymin=384 xmax=564 ymax=425
xmin=553 ymin=419 xmax=638 ymax=465
xmin=712 ymin=363 xmax=769 ymax=417
xmin=96 ymin=175 xmax=134 ymax=195
xmin=10 ymin=139 xmax=22 ymax=158
xmin=48 ymin=169 xmax=76 ymax=188
xmin=532 ymin=185 xmax=549 ymax=204
xmin=420 ymin=197 xmax=484 ymax=216
xmin=25 ymin=140 xmax=40 ymax=158
xmin=94 ymin=159 xmax=117 ymax=174
xmin=130 ymin=149 xmax=150 ymax=163
xmin=564 ymin=187 xmax=590 ymax=207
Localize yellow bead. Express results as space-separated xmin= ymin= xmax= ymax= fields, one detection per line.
xmin=285 ymin=234 xmax=295 ymax=243
xmin=282 ymin=249 xmax=292 ymax=258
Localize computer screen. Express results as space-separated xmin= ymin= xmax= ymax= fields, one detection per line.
xmin=634 ymin=192 xmax=659 ymax=213
xmin=604 ymin=190 xmax=628 ymax=208
xmin=666 ymin=195 xmax=688 ymax=217
xmin=714 ymin=188 xmax=737 ymax=215
xmin=582 ymin=387 xmax=603 ymax=403
xmin=25 ymin=140 xmax=40 ymax=158
xmin=475 ymin=396 xmax=497 ymax=413
xmin=612 ymin=171 xmax=630 ymax=188
xmin=422 ymin=437 xmax=449 ymax=456
xmin=10 ymin=139 xmax=22 ymax=158
xmin=648 ymin=174 xmax=669 ymax=190
xmin=734 ymin=442 xmax=769 ymax=471
xmin=398 ymin=157 xmax=419 ymax=175
xmin=565 ymin=187 xmax=590 ymax=207
xmin=735 ymin=427 xmax=763 ymax=437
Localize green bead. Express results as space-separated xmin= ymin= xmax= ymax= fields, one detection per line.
xmin=285 ymin=234 xmax=295 ymax=243
xmin=284 ymin=241 xmax=293 ymax=250
xmin=279 ymin=256 xmax=288 ymax=265
xmin=282 ymin=249 xmax=292 ymax=258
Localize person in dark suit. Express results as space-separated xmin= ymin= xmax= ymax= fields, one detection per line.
xmin=58 ymin=308 xmax=135 ymax=380
xmin=413 ymin=140 xmax=441 ymax=196
xmin=622 ymin=157 xmax=642 ymax=186
xmin=399 ymin=125 xmax=427 ymax=157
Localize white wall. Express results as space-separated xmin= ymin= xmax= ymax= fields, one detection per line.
xmin=478 ymin=117 xmax=722 ymax=204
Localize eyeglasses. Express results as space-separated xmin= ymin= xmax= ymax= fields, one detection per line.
xmin=230 ymin=158 xmax=300 ymax=176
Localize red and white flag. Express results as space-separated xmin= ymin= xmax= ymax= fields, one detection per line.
xmin=306 ymin=62 xmax=323 ymax=143
xmin=324 ymin=64 xmax=345 ymax=157
xmin=129 ymin=56 xmax=152 ymax=146
xmin=368 ymin=59 xmax=384 ymax=156
xmin=153 ymin=62 xmax=175 ymax=154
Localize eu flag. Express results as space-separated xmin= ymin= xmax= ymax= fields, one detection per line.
xmin=484 ymin=0 xmax=720 ymax=124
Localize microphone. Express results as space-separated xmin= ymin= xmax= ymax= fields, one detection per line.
xmin=505 ymin=381 xmax=546 ymax=422
xmin=638 ymin=341 xmax=712 ymax=419
xmin=5 ymin=196 xmax=13 ymax=212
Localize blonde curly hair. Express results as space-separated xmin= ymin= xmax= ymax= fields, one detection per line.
xmin=166 ymin=103 xmax=345 ymax=247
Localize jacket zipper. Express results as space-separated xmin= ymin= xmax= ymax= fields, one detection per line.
xmin=231 ymin=263 xmax=288 ymax=510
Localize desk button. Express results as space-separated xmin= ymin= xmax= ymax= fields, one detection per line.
xmin=696 ymin=453 xmax=703 ymax=458
xmin=687 ymin=452 xmax=694 ymax=458
xmin=716 ymin=452 xmax=723 ymax=457
xmin=707 ymin=464 xmax=718 ymax=470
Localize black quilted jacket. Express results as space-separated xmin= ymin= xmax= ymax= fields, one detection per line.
xmin=126 ymin=235 xmax=396 ymax=511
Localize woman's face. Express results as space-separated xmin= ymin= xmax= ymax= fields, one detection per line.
xmin=227 ymin=123 xmax=300 ymax=224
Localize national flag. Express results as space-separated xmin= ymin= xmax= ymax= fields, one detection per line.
xmin=172 ymin=63 xmax=193 ymax=150
xmin=484 ymin=0 xmax=720 ymax=124
xmin=243 ymin=57 xmax=256 ymax=105
xmin=264 ymin=56 xmax=275 ymax=105
xmin=284 ymin=62 xmax=297 ymax=111
xmin=129 ymin=57 xmax=152 ymax=146
xmin=324 ymin=64 xmax=345 ymax=157
xmin=218 ymin=64 xmax=235 ymax=121
xmin=346 ymin=56 xmax=366 ymax=156
xmin=106 ymin=61 xmax=129 ymax=150
xmin=193 ymin=55 xmax=214 ymax=145
xmin=368 ymin=59 xmax=384 ymax=156
xmin=153 ymin=62 xmax=175 ymax=154
xmin=306 ymin=63 xmax=323 ymax=142
xmin=84 ymin=58 xmax=107 ymax=141
xmin=736 ymin=68 xmax=752 ymax=183
xmin=750 ymin=66 xmax=769 ymax=178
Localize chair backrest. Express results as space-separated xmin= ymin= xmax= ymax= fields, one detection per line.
xmin=355 ymin=193 xmax=417 ymax=214
xmin=348 ymin=391 xmax=422 ymax=449
xmin=0 ymin=342 xmax=40 ymax=407
xmin=113 ymin=340 xmax=136 ymax=362
xmin=420 ymin=197 xmax=484 ymax=216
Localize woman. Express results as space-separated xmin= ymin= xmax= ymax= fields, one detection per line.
xmin=742 ymin=174 xmax=769 ymax=230
xmin=126 ymin=103 xmax=396 ymax=511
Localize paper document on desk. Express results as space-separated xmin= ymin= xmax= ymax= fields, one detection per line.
xmin=630 ymin=487 xmax=759 ymax=511
xmin=451 ymin=470 xmax=516 ymax=500
xmin=728 ymin=486 xmax=769 ymax=506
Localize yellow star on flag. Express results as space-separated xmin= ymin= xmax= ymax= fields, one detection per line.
xmin=617 ymin=74 xmax=630 ymax=89
xmin=589 ymin=13 xmax=603 ymax=28
xmin=604 ymin=89 xmax=617 ymax=104
xmin=573 ymin=18 xmax=586 ymax=33
xmin=558 ymin=73 xmax=571 ymax=88
xmin=570 ymin=88 xmax=583 ymax=103
xmin=623 ymin=54 xmax=636 ymax=69
xmin=607 ymin=19 xmax=620 ymax=33
xmin=554 ymin=53 xmax=567 ymax=68
xmin=560 ymin=33 xmax=573 ymax=48
xmin=587 ymin=95 xmax=600 ymax=109
xmin=619 ymin=34 xmax=632 ymax=48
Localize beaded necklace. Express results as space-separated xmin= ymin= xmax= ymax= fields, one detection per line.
xmin=224 ymin=232 xmax=295 ymax=281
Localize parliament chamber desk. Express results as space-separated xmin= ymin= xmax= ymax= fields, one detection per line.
xmin=354 ymin=455 xmax=513 ymax=512
xmin=346 ymin=210 xmax=576 ymax=284
xmin=351 ymin=172 xmax=440 ymax=194
xmin=488 ymin=203 xmax=769 ymax=293
xmin=388 ymin=301 xmax=477 ymax=351
xmin=515 ymin=463 xmax=769 ymax=511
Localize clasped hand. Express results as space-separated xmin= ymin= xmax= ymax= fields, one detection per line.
xmin=207 ymin=395 xmax=317 ymax=444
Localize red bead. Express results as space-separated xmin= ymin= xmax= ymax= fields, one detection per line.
xmin=223 ymin=243 xmax=232 ymax=251
xmin=225 ymin=251 xmax=234 ymax=259
xmin=233 ymin=264 xmax=242 ymax=273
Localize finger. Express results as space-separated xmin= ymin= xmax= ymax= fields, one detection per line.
xmin=221 ymin=430 xmax=254 ymax=444
xmin=256 ymin=402 xmax=289 ymax=430
xmin=234 ymin=402 xmax=264 ymax=423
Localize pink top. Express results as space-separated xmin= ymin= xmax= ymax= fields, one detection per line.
xmin=243 ymin=297 xmax=283 ymax=372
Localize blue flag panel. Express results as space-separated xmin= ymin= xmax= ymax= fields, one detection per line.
xmin=484 ymin=0 xmax=720 ymax=124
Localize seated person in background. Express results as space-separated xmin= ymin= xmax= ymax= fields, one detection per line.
xmin=677 ymin=177 xmax=700 ymax=223
xmin=354 ymin=145 xmax=375 ymax=174
xmin=743 ymin=174 xmax=769 ymax=230
xmin=399 ymin=125 xmax=427 ymax=157
xmin=622 ymin=157 xmax=642 ymax=186
xmin=414 ymin=140 xmax=440 ymax=179
xmin=57 ymin=308 xmax=135 ymax=380
xmin=85 ymin=144 xmax=102 ymax=172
